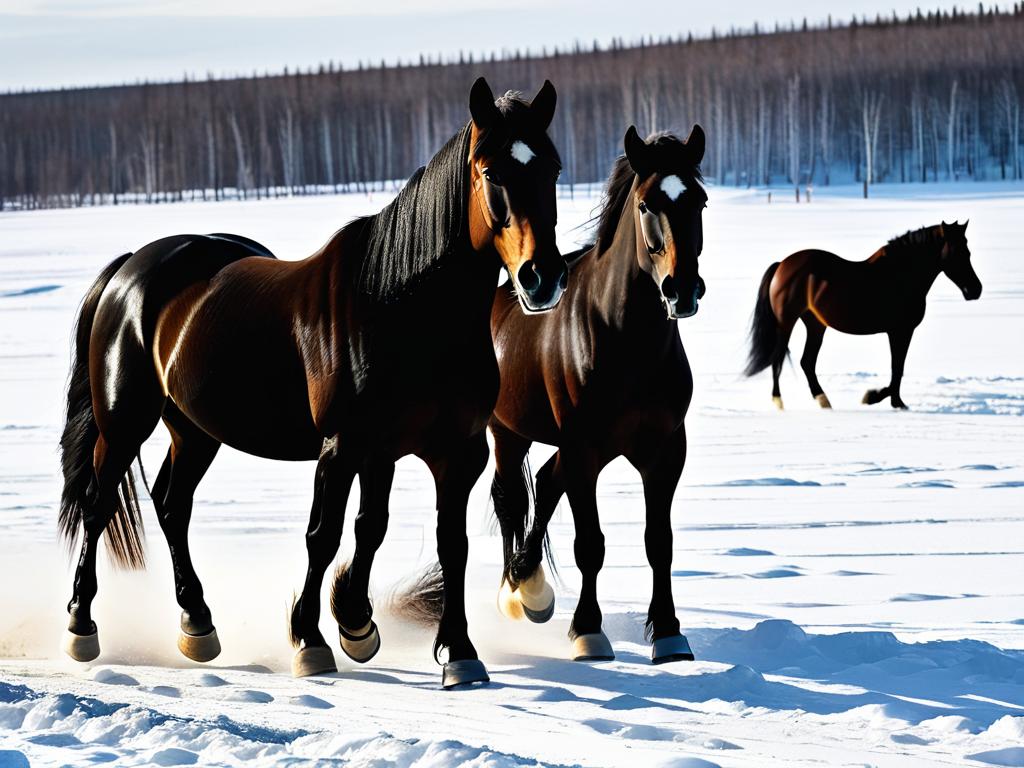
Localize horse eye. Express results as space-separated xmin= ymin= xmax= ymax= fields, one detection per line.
xmin=638 ymin=201 xmax=649 ymax=213
xmin=483 ymin=168 xmax=503 ymax=186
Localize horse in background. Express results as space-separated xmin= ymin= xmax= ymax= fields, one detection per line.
xmin=485 ymin=125 xmax=707 ymax=664
xmin=57 ymin=77 xmax=566 ymax=689
xmin=745 ymin=221 xmax=981 ymax=409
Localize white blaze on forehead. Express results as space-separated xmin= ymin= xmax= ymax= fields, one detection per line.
xmin=660 ymin=174 xmax=685 ymax=201
xmin=510 ymin=140 xmax=536 ymax=165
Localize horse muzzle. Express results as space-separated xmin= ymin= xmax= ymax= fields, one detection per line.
xmin=662 ymin=276 xmax=704 ymax=320
xmin=961 ymin=281 xmax=982 ymax=301
xmin=514 ymin=257 xmax=567 ymax=313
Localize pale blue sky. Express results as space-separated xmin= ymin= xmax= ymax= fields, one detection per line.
xmin=1 ymin=0 xmax=966 ymax=91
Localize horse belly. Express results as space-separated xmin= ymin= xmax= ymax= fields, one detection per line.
xmin=160 ymin=295 xmax=321 ymax=461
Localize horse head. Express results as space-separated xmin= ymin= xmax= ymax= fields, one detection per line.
xmin=939 ymin=220 xmax=981 ymax=301
xmin=623 ymin=125 xmax=707 ymax=319
xmin=467 ymin=77 xmax=566 ymax=313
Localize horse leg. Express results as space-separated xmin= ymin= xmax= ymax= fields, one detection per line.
xmin=887 ymin=329 xmax=913 ymax=409
xmin=155 ymin=409 xmax=222 ymax=662
xmin=638 ymin=428 xmax=694 ymax=664
xmin=330 ymin=458 xmax=394 ymax=664
xmin=799 ymin=314 xmax=831 ymax=408
xmin=489 ymin=422 xmax=531 ymax=579
xmin=563 ymin=453 xmax=612 ymax=662
xmin=771 ymin=321 xmax=795 ymax=411
xmin=64 ymin=435 xmax=142 ymax=661
xmin=289 ymin=435 xmax=356 ymax=677
xmin=425 ymin=432 xmax=490 ymax=688
xmin=863 ymin=329 xmax=913 ymax=407
xmin=501 ymin=451 xmax=562 ymax=623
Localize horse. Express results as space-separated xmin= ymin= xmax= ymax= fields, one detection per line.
xmin=56 ymin=77 xmax=567 ymax=689
xmin=484 ymin=125 xmax=707 ymax=664
xmin=744 ymin=221 xmax=982 ymax=410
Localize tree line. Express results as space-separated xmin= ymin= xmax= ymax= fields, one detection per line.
xmin=1 ymin=5 xmax=1022 ymax=210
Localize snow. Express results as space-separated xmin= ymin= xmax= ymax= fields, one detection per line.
xmin=0 ymin=181 xmax=1022 ymax=767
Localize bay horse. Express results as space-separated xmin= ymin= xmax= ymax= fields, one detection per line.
xmin=744 ymin=221 xmax=981 ymax=409
xmin=486 ymin=125 xmax=707 ymax=663
xmin=57 ymin=77 xmax=566 ymax=688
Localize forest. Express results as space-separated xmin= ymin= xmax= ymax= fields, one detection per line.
xmin=1 ymin=5 xmax=1022 ymax=209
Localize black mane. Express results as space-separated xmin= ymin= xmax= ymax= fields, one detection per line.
xmin=355 ymin=125 xmax=472 ymax=303
xmin=355 ymin=91 xmax=558 ymax=303
xmin=886 ymin=225 xmax=942 ymax=255
xmin=592 ymin=132 xmax=703 ymax=256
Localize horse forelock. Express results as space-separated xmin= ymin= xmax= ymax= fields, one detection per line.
xmin=473 ymin=94 xmax=560 ymax=166
xmin=593 ymin=133 xmax=703 ymax=256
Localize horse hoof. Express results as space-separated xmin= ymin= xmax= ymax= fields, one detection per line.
xmin=518 ymin=567 xmax=555 ymax=624
xmin=572 ymin=632 xmax=614 ymax=662
xmin=339 ymin=620 xmax=380 ymax=664
xmin=497 ymin=578 xmax=525 ymax=621
xmin=815 ymin=393 xmax=832 ymax=409
xmin=178 ymin=627 xmax=221 ymax=663
xmin=652 ymin=634 xmax=695 ymax=664
xmin=63 ymin=629 xmax=100 ymax=662
xmin=442 ymin=659 xmax=490 ymax=689
xmin=292 ymin=645 xmax=337 ymax=677
xmin=772 ymin=396 xmax=784 ymax=411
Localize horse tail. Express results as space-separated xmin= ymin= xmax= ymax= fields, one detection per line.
xmin=744 ymin=261 xmax=785 ymax=377
xmin=386 ymin=563 xmax=445 ymax=628
xmin=59 ymin=252 xmax=147 ymax=570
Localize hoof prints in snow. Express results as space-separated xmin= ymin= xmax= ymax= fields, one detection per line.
xmin=93 ymin=668 xmax=139 ymax=686
xmin=197 ymin=673 xmax=228 ymax=687
xmin=289 ymin=694 xmax=333 ymax=709
xmin=705 ymin=477 xmax=824 ymax=487
xmin=223 ymin=689 xmax=274 ymax=703
xmin=723 ymin=547 xmax=775 ymax=556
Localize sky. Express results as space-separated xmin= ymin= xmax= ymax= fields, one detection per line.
xmin=0 ymin=0 xmax=971 ymax=91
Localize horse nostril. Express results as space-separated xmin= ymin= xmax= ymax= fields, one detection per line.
xmin=517 ymin=261 xmax=541 ymax=293
xmin=660 ymin=276 xmax=678 ymax=302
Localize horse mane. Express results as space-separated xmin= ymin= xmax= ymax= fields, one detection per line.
xmin=886 ymin=225 xmax=942 ymax=256
xmin=355 ymin=91 xmax=557 ymax=303
xmin=354 ymin=125 xmax=472 ymax=302
xmin=592 ymin=132 xmax=704 ymax=256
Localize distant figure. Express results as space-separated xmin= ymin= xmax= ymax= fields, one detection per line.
xmin=744 ymin=221 xmax=981 ymax=409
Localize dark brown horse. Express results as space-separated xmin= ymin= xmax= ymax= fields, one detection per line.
xmin=745 ymin=221 xmax=981 ymax=409
xmin=486 ymin=125 xmax=706 ymax=664
xmin=57 ymin=78 xmax=566 ymax=688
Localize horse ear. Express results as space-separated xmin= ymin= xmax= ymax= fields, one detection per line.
xmin=530 ymin=80 xmax=557 ymax=130
xmin=624 ymin=125 xmax=651 ymax=178
xmin=469 ymin=77 xmax=500 ymax=130
xmin=685 ymin=124 xmax=706 ymax=165
xmin=963 ymin=219 xmax=969 ymax=229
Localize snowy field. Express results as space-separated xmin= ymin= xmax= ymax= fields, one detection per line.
xmin=1 ymin=181 xmax=1022 ymax=767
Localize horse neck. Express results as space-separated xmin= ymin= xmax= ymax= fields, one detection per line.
xmin=882 ymin=229 xmax=944 ymax=294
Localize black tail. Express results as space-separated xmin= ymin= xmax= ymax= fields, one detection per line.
xmin=58 ymin=253 xmax=147 ymax=570
xmin=744 ymin=262 xmax=786 ymax=377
